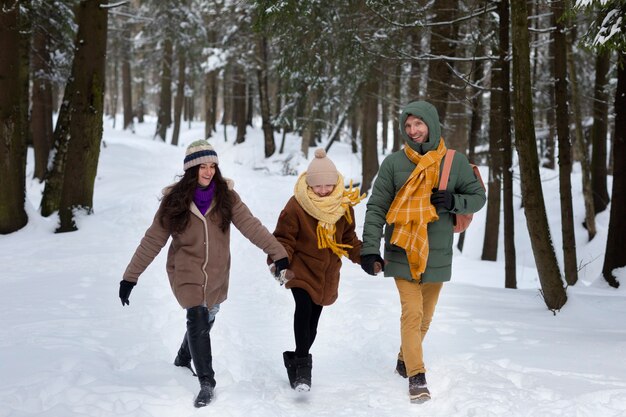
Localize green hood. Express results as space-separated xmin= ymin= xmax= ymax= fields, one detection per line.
xmin=399 ymin=101 xmax=442 ymax=154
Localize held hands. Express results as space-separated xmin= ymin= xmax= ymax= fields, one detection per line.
xmin=119 ymin=280 xmax=136 ymax=306
xmin=430 ymin=188 xmax=455 ymax=211
xmin=269 ymin=257 xmax=294 ymax=285
xmin=361 ymin=254 xmax=385 ymax=276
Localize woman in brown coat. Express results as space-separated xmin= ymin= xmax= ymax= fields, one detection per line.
xmin=271 ymin=149 xmax=378 ymax=392
xmin=119 ymin=140 xmax=289 ymax=408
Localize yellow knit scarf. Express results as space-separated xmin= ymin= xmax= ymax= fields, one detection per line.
xmin=386 ymin=139 xmax=447 ymax=279
xmin=294 ymin=172 xmax=365 ymax=258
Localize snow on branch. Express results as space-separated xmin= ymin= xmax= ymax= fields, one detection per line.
xmin=100 ymin=1 xmax=130 ymax=9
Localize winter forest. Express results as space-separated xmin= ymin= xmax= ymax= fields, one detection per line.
xmin=1 ymin=1 xmax=626 ymax=308
xmin=1 ymin=1 xmax=626 ymax=415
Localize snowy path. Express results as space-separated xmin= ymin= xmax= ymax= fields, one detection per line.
xmin=1 ymin=124 xmax=625 ymax=416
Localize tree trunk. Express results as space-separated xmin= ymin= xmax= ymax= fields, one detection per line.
xmin=392 ymin=62 xmax=402 ymax=152
xmin=121 ymin=26 xmax=133 ymax=131
xmin=425 ymin=0 xmax=459 ymax=124
xmin=460 ymin=40 xmax=485 ymax=254
xmin=497 ymin=0 xmax=516 ymax=290
xmin=301 ymin=88 xmax=319 ymax=158
xmin=136 ymin=77 xmax=145 ymax=123
xmin=256 ymin=35 xmax=275 ymax=157
xmin=233 ymin=64 xmax=247 ymax=144
xmin=42 ymin=0 xmax=108 ymax=232
xmin=590 ymin=50 xmax=610 ymax=214
xmin=349 ymin=101 xmax=359 ymax=154
xmin=222 ymin=64 xmax=233 ymax=126
xmin=543 ymin=30 xmax=556 ymax=170
xmin=467 ymin=52 xmax=484 ymax=165
xmin=155 ymin=37 xmax=172 ymax=141
xmin=246 ymin=80 xmax=254 ymax=127
xmin=31 ymin=25 xmax=54 ymax=181
xmin=0 ymin=1 xmax=28 ymax=234
xmin=567 ymin=32 xmax=596 ymax=242
xmin=480 ymin=7 xmax=500 ymax=260
xmin=409 ymin=28 xmax=421 ymax=96
xmin=361 ymin=73 xmax=379 ymax=193
xmin=552 ymin=1 xmax=578 ymax=286
xmin=171 ymin=50 xmax=186 ymax=147
xmin=204 ymin=30 xmax=218 ymax=139
xmin=602 ymin=52 xmax=626 ymax=288
xmin=381 ymin=72 xmax=389 ymax=155
xmin=511 ymin=0 xmax=566 ymax=310
xmin=481 ymin=57 xmax=503 ymax=262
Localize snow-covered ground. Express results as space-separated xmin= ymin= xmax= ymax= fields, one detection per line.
xmin=1 ymin=118 xmax=624 ymax=417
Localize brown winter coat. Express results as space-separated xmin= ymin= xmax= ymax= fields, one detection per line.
xmin=272 ymin=196 xmax=362 ymax=306
xmin=123 ymin=183 xmax=287 ymax=309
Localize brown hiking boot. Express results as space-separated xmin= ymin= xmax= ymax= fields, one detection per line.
xmin=408 ymin=373 xmax=430 ymax=403
xmin=395 ymin=359 xmax=407 ymax=378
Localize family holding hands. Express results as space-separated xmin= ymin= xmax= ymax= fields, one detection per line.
xmin=119 ymin=100 xmax=486 ymax=407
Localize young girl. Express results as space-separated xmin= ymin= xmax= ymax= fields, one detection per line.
xmin=271 ymin=149 xmax=379 ymax=392
xmin=119 ymin=140 xmax=289 ymax=407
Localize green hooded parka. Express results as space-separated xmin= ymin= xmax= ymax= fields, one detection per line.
xmin=361 ymin=101 xmax=486 ymax=282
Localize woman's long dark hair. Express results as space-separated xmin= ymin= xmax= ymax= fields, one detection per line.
xmin=159 ymin=165 xmax=233 ymax=235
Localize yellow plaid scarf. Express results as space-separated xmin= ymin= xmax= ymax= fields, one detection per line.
xmin=294 ymin=172 xmax=365 ymax=258
xmin=386 ymin=139 xmax=447 ymax=279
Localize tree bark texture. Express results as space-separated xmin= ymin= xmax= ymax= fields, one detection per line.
xmin=122 ymin=26 xmax=133 ymax=131
xmin=301 ymin=88 xmax=319 ymax=158
xmin=590 ymin=50 xmax=610 ymax=214
xmin=602 ymin=52 xmax=626 ymax=288
xmin=42 ymin=0 xmax=108 ymax=232
xmin=567 ymin=33 xmax=596 ymax=242
xmin=221 ymin=64 xmax=233 ymax=127
xmin=552 ymin=1 xmax=578 ymax=286
xmin=392 ymin=62 xmax=401 ymax=152
xmin=361 ymin=73 xmax=379 ymax=193
xmin=511 ymin=0 xmax=566 ymax=309
xmin=171 ymin=50 xmax=186 ymax=147
xmin=30 ymin=24 xmax=54 ymax=181
xmin=381 ymin=73 xmax=389 ymax=155
xmin=497 ymin=0 xmax=516 ymax=290
xmin=482 ymin=39 xmax=503 ymax=261
xmin=0 ymin=1 xmax=28 ymax=234
xmin=425 ymin=0 xmax=459 ymax=124
xmin=233 ymin=64 xmax=247 ymax=144
xmin=155 ymin=38 xmax=172 ymax=141
xmin=256 ymin=35 xmax=275 ymax=158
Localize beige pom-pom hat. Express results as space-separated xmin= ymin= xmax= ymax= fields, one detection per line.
xmin=306 ymin=148 xmax=339 ymax=187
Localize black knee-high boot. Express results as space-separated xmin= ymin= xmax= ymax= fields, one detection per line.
xmin=174 ymin=318 xmax=214 ymax=375
xmin=293 ymin=354 xmax=313 ymax=392
xmin=186 ymin=306 xmax=215 ymax=407
xmin=283 ymin=351 xmax=297 ymax=388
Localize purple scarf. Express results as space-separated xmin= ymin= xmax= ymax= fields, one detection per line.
xmin=194 ymin=181 xmax=216 ymax=216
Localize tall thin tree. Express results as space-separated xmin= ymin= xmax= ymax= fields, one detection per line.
xmin=552 ymin=0 xmax=578 ymax=286
xmin=511 ymin=0 xmax=567 ymax=310
xmin=590 ymin=50 xmax=611 ymax=214
xmin=602 ymin=52 xmax=626 ymax=288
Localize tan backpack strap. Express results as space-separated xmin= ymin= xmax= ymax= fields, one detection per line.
xmin=439 ymin=149 xmax=455 ymax=190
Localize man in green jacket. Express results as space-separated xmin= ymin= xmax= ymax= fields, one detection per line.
xmin=360 ymin=101 xmax=486 ymax=403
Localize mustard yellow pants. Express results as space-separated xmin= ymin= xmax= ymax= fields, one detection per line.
xmin=395 ymin=278 xmax=443 ymax=377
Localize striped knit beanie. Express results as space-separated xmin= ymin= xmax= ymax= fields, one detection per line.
xmin=184 ymin=140 xmax=219 ymax=171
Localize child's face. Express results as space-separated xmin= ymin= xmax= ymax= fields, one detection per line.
xmin=311 ymin=184 xmax=335 ymax=197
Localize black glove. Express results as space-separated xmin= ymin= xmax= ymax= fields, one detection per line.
xmin=430 ymin=189 xmax=455 ymax=211
xmin=361 ymin=254 xmax=385 ymax=276
xmin=274 ymin=257 xmax=289 ymax=278
xmin=119 ymin=280 xmax=136 ymax=306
